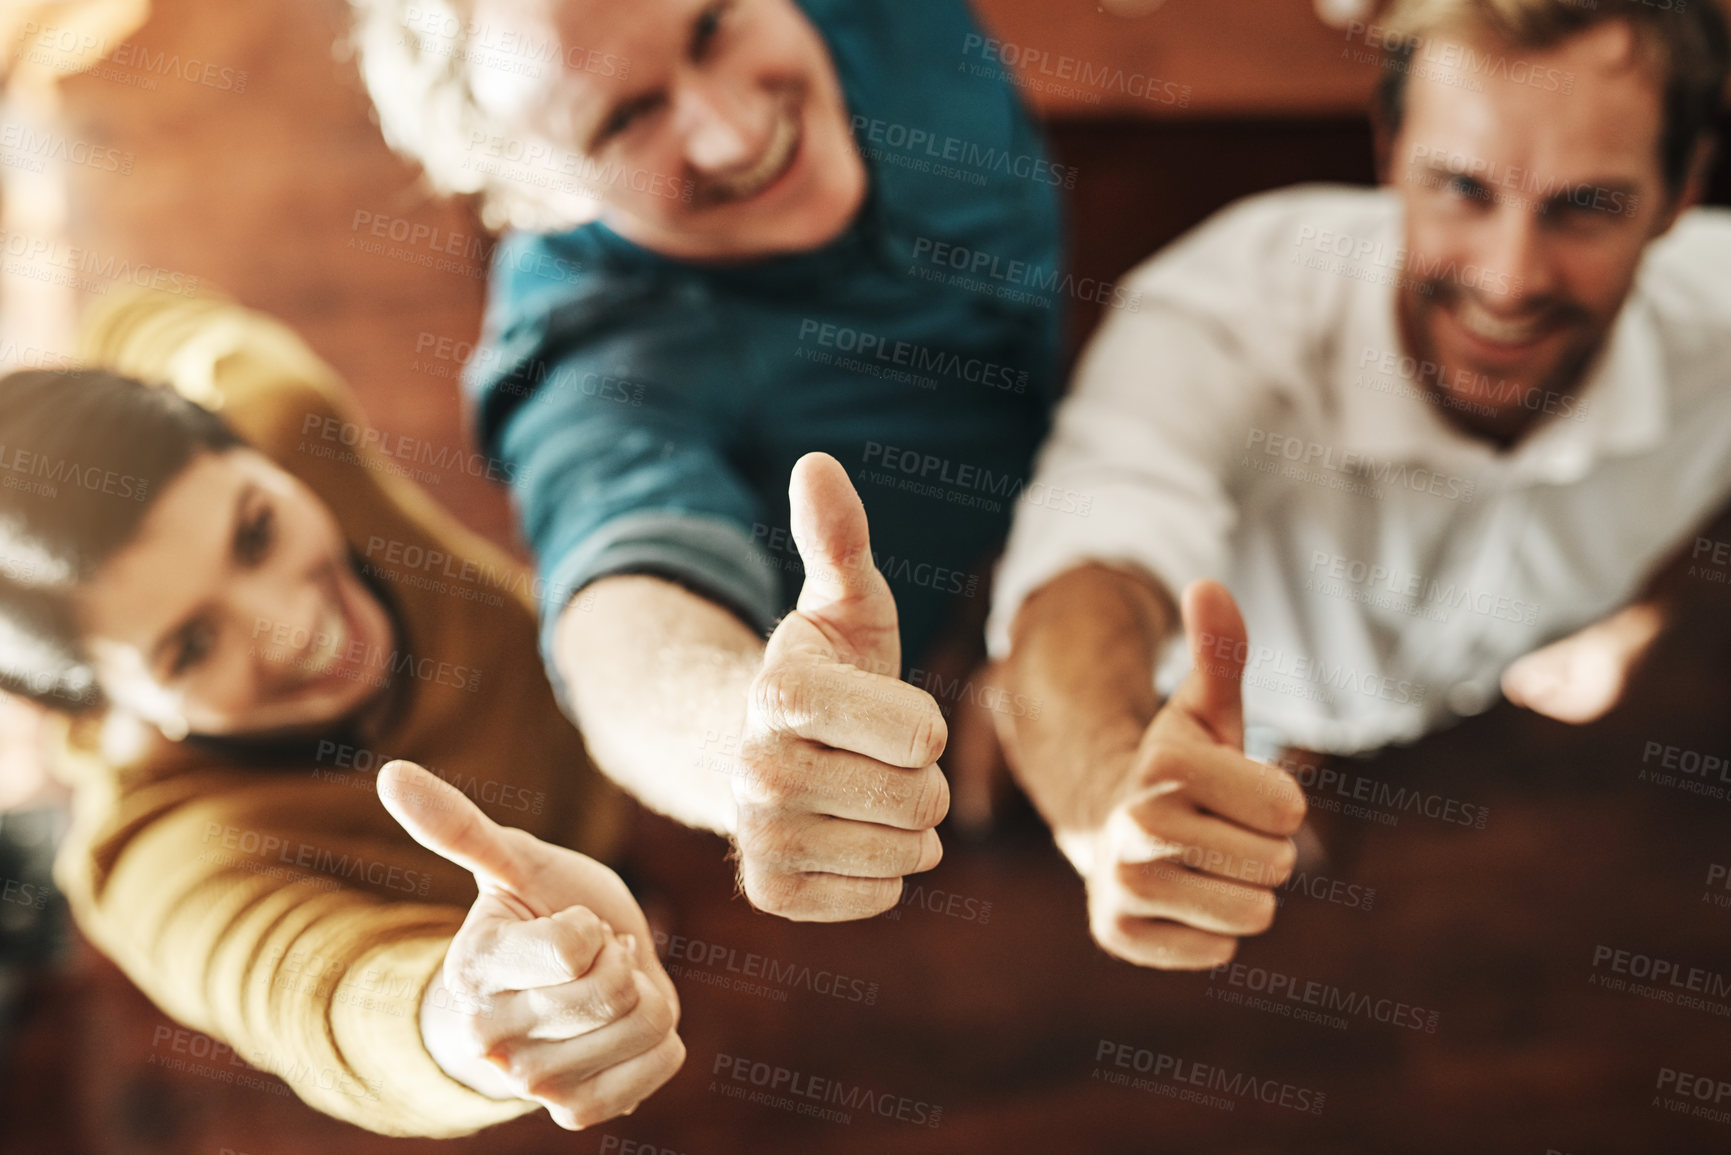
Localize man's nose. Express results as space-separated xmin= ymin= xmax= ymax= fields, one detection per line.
xmin=1478 ymin=205 xmax=1557 ymax=304
xmin=677 ymin=75 xmax=771 ymax=173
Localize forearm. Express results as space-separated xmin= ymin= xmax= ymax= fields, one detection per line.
xmin=1642 ymin=499 xmax=1731 ymax=631
xmin=552 ymin=575 xmax=761 ymax=835
xmin=68 ymin=851 xmax=525 ymax=1135
xmin=999 ymin=563 xmax=1176 ymax=840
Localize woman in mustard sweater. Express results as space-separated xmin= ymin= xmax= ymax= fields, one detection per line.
xmin=0 ymin=291 xmax=682 ymax=1136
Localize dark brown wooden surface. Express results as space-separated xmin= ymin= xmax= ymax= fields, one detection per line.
xmin=4 ymin=0 xmax=1731 ymax=1152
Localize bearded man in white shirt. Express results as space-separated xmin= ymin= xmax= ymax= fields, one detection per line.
xmin=991 ymin=0 xmax=1731 ymax=970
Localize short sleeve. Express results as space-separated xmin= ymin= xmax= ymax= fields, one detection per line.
xmin=475 ymin=301 xmax=782 ymax=705
xmin=502 ymin=377 xmax=780 ymax=631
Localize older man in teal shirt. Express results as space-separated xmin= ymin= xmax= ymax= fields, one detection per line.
xmin=359 ymin=0 xmax=1063 ymax=924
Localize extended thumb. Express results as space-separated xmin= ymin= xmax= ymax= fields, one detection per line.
xmin=785 ymin=453 xmax=901 ymax=668
xmin=789 ymin=452 xmax=878 ymax=609
xmin=377 ymin=760 xmax=536 ymax=904
xmin=1174 ymin=579 xmax=1248 ymax=749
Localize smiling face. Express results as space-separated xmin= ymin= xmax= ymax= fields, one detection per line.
xmin=466 ymin=0 xmax=867 ymax=260
xmin=74 ymin=449 xmax=395 ymax=739
xmin=1387 ymin=21 xmax=1700 ymax=443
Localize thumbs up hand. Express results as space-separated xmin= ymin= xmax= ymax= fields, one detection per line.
xmin=733 ymin=453 xmax=950 ymax=921
xmin=1070 ymin=581 xmax=1307 ymax=970
xmin=376 ymin=760 xmax=683 ymax=1130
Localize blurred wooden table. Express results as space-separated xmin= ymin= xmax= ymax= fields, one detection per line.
xmin=4 ymin=1 xmax=1731 ymax=1152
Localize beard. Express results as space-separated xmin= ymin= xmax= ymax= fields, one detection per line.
xmin=1398 ymin=278 xmax=1602 ymax=445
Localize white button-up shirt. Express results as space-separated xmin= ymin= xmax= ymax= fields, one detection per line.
xmin=988 ymin=185 xmax=1731 ymax=756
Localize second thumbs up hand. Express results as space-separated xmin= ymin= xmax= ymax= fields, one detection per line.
xmin=1066 ymin=580 xmax=1308 ymax=971
xmin=377 ymin=760 xmax=684 ymax=1129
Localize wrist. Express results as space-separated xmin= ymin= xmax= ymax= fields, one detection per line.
xmin=419 ymin=975 xmax=515 ymax=1101
xmin=1028 ymin=709 xmax=1146 ymax=833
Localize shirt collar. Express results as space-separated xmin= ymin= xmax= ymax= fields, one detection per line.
xmin=1507 ymin=297 xmax=1668 ymax=484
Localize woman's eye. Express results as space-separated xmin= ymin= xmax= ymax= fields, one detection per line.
xmin=693 ymin=0 xmax=731 ymax=59
xmin=236 ymin=506 xmax=274 ymax=565
xmin=171 ymin=621 xmax=214 ymax=677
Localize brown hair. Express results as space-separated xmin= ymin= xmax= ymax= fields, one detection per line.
xmin=1373 ymin=0 xmax=1729 ymax=191
xmin=0 ymin=369 xmax=241 ymax=709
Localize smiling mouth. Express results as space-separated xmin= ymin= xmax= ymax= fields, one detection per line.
xmin=289 ymin=564 xmax=374 ymax=691
xmin=702 ymin=104 xmax=802 ymax=207
xmin=1452 ymin=297 xmax=1555 ymax=348
xmin=296 ymin=601 xmax=351 ymax=681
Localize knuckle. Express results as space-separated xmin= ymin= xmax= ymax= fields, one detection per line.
xmin=1143 ymin=742 xmax=1186 ymax=786
xmin=741 ymin=863 xmax=802 ymax=916
xmin=451 ymin=1010 xmax=495 ymax=1058
xmin=488 ymin=1039 xmax=530 ymax=1087
xmin=908 ymin=767 xmax=950 ymax=830
xmin=1269 ymin=838 xmax=1299 ymax=885
xmin=1116 ymin=856 xmax=1159 ymax=897
xmin=564 ymin=1092 xmax=613 ymax=1131
xmin=559 ymin=905 xmax=606 ymax=941
xmin=549 ymin=927 xmax=598 ymax=980
xmin=1131 ymin=798 xmax=1181 ymax=846
xmin=913 ymin=828 xmax=943 ymax=875
xmin=1273 ymin=784 xmax=1308 ymax=834
xmin=1246 ymin=890 xmax=1279 ymax=935
xmin=658 ymin=1033 xmax=688 ymax=1081
xmin=589 ymin=963 xmax=642 ymax=1022
xmin=1088 ymin=906 xmax=1123 ymax=953
xmin=864 ymin=877 xmax=902 ymax=916
xmin=526 ymin=1074 xmax=568 ymax=1108
xmin=750 ymin=665 xmax=811 ymax=734
xmin=811 ymin=876 xmax=894 ymax=921
xmin=736 ymin=747 xmax=802 ymax=810
xmin=522 ymin=984 xmax=562 ymax=1025
xmin=905 ymin=699 xmax=948 ymax=766
xmin=1131 ymin=930 xmax=1186 ymax=970
xmin=446 ymin=950 xmax=489 ymax=995
xmin=1151 ymin=924 xmax=1230 ymax=971
xmin=744 ymin=812 xmax=808 ymax=872
xmin=640 ymin=987 xmax=679 ymax=1038
xmin=747 ymin=870 xmax=895 ymax=922
xmin=880 ymin=832 xmax=919 ymax=878
xmin=733 ymin=808 xmax=783 ymax=864
xmin=1095 ymin=912 xmax=1155 ymax=966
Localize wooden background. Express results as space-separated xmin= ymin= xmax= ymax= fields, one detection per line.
xmin=3 ymin=1 xmax=1731 ymax=1152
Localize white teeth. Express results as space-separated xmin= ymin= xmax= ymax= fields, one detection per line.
xmin=713 ymin=109 xmax=798 ymax=202
xmin=1456 ymin=298 xmax=1546 ymax=346
xmin=298 ymin=607 xmax=348 ymax=678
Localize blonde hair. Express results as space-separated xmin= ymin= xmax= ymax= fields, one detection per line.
xmin=346 ymin=0 xmax=603 ymax=232
xmin=1373 ymin=0 xmax=1729 ymax=189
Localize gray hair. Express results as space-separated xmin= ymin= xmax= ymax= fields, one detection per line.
xmin=347 ymin=0 xmax=604 ymax=231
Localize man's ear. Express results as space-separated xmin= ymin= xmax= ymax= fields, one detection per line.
xmin=1654 ymin=137 xmax=1715 ymax=237
xmin=1370 ymin=108 xmax=1397 ymax=187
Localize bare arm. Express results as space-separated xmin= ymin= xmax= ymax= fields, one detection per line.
xmin=548 ymin=456 xmax=949 ymax=922
xmin=552 ymin=575 xmax=756 ymax=837
xmin=998 ymin=564 xmax=1305 ymax=970
xmin=1503 ymin=496 xmax=1731 ymax=723
xmin=998 ymin=563 xmax=1175 ymax=857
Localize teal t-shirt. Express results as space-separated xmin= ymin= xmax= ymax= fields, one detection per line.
xmin=466 ymin=0 xmax=1065 ymax=679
